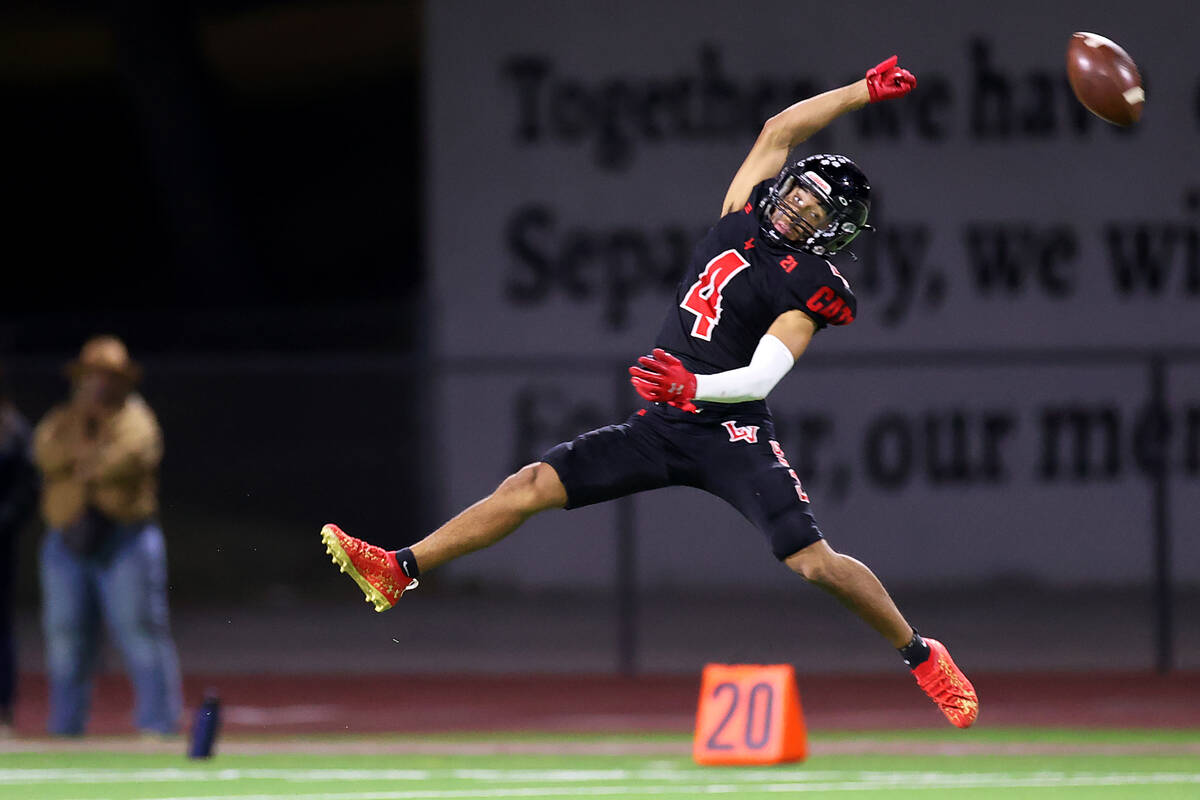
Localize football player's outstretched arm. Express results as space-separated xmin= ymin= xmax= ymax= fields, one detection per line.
xmin=763 ymin=309 xmax=817 ymax=360
xmin=689 ymin=310 xmax=815 ymax=403
xmin=628 ymin=311 xmax=818 ymax=408
xmin=720 ymin=56 xmax=916 ymax=217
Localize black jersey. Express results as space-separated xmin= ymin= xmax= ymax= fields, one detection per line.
xmin=654 ymin=179 xmax=857 ymax=378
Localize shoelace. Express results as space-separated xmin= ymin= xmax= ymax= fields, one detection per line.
xmin=919 ymin=671 xmax=961 ymax=703
xmin=920 ymin=670 xmax=978 ymax=727
xmin=918 ymin=661 xmax=972 ymax=703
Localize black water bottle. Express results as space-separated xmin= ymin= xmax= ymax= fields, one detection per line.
xmin=188 ymin=692 xmax=221 ymax=759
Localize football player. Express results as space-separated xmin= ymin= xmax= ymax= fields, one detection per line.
xmin=323 ymin=56 xmax=977 ymax=728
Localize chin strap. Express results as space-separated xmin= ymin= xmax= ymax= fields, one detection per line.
xmin=828 ymin=222 xmax=873 ymax=263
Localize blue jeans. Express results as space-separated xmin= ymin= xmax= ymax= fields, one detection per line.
xmin=39 ymin=520 xmax=182 ymax=735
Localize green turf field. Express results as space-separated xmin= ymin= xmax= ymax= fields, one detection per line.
xmin=2 ymin=729 xmax=1198 ymax=800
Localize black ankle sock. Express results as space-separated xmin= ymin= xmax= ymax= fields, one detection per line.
xmin=395 ymin=547 xmax=420 ymax=579
xmin=899 ymin=631 xmax=930 ymax=668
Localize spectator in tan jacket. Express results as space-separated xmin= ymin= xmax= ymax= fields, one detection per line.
xmin=33 ymin=336 xmax=180 ymax=736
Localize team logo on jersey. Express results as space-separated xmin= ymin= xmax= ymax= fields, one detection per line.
xmin=723 ymin=420 xmax=759 ymax=443
xmin=743 ymin=238 xmax=755 ymax=250
xmin=779 ymin=255 xmax=798 ymax=273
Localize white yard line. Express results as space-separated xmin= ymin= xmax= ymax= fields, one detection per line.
xmin=12 ymin=769 xmax=1199 ymax=800
xmin=51 ymin=773 xmax=1200 ymax=800
xmin=0 ymin=768 xmax=433 ymax=784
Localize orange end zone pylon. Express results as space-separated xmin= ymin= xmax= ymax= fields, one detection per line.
xmin=692 ymin=663 xmax=807 ymax=765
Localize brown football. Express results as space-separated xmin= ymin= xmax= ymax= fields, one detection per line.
xmin=1066 ymin=32 xmax=1145 ymax=125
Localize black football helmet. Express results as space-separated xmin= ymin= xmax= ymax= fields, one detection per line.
xmin=758 ymin=154 xmax=871 ymax=256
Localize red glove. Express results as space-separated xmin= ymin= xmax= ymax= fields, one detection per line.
xmin=628 ymin=348 xmax=698 ymax=412
xmin=865 ymin=55 xmax=916 ymax=102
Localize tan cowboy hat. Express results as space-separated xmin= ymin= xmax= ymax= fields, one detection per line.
xmin=66 ymin=335 xmax=142 ymax=384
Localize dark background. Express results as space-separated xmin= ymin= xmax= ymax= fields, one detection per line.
xmin=3 ymin=0 xmax=421 ymax=353
xmin=3 ymin=0 xmax=428 ymax=605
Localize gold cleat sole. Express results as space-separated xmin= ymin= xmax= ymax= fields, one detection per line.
xmin=320 ymin=524 xmax=395 ymax=612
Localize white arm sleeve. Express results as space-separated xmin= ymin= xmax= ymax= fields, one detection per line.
xmin=693 ymin=333 xmax=796 ymax=403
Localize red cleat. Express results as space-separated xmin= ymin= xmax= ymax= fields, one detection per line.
xmin=912 ymin=638 xmax=979 ymax=728
xmin=321 ymin=523 xmax=417 ymax=612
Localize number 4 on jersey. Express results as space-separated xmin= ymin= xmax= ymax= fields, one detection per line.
xmin=680 ymin=249 xmax=750 ymax=341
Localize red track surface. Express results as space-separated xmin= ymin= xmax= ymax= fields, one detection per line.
xmin=8 ymin=671 xmax=1200 ymax=737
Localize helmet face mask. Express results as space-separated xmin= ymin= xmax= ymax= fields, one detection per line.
xmin=759 ymin=154 xmax=871 ymax=257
